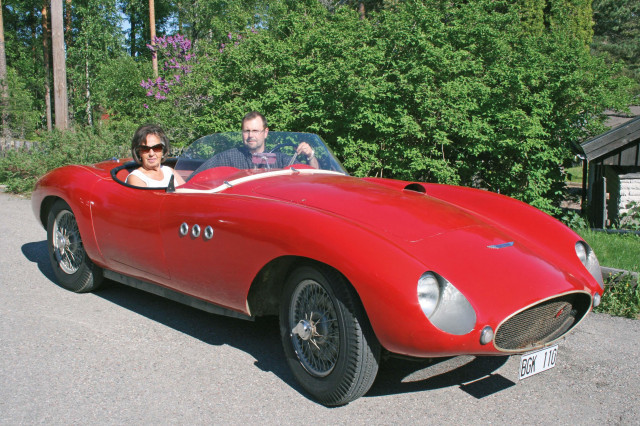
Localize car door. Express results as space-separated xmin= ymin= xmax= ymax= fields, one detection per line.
xmin=90 ymin=180 xmax=171 ymax=281
xmin=159 ymin=192 xmax=286 ymax=314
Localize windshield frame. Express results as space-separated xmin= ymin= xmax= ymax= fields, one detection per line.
xmin=175 ymin=132 xmax=348 ymax=182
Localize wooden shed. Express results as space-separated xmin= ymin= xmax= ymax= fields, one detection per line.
xmin=580 ymin=115 xmax=640 ymax=227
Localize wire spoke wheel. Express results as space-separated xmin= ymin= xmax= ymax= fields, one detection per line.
xmin=46 ymin=200 xmax=103 ymax=293
xmin=280 ymin=265 xmax=380 ymax=406
xmin=52 ymin=209 xmax=85 ymax=275
xmin=289 ymin=279 xmax=340 ymax=377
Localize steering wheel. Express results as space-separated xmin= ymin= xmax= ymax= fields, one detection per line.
xmin=269 ymin=142 xmax=300 ymax=167
xmin=269 ymin=141 xmax=298 ymax=153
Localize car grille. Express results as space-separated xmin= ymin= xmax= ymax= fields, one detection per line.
xmin=494 ymin=292 xmax=592 ymax=352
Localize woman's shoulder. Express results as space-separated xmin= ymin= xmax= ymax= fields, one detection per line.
xmin=129 ymin=167 xmax=145 ymax=177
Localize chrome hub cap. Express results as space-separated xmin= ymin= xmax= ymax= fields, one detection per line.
xmin=289 ymin=280 xmax=339 ymax=377
xmin=52 ymin=210 xmax=84 ymax=275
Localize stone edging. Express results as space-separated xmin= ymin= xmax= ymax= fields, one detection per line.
xmin=602 ymin=266 xmax=639 ymax=285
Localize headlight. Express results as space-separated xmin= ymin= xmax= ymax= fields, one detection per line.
xmin=575 ymin=241 xmax=604 ymax=290
xmin=417 ymin=272 xmax=440 ymax=317
xmin=417 ymin=271 xmax=476 ymax=335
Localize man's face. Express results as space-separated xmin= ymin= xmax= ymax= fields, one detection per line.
xmin=242 ymin=117 xmax=268 ymax=153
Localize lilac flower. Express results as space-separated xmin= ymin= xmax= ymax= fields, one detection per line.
xmin=142 ymin=33 xmax=195 ymax=102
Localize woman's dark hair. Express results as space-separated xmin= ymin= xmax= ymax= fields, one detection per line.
xmin=131 ymin=124 xmax=170 ymax=165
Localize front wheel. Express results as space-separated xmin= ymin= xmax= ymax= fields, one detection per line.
xmin=47 ymin=200 xmax=103 ymax=293
xmin=279 ymin=265 xmax=380 ymax=406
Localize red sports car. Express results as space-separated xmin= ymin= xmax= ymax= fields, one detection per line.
xmin=32 ymin=131 xmax=604 ymax=405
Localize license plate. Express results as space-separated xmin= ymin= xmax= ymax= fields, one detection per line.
xmin=519 ymin=344 xmax=558 ymax=380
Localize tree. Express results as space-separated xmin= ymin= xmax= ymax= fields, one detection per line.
xmin=144 ymin=0 xmax=633 ymax=213
xmin=120 ymin=0 xmax=175 ymax=58
xmin=0 ymin=0 xmax=9 ymax=137
xmin=42 ymin=0 xmax=52 ymax=131
xmin=51 ymin=0 xmax=68 ymax=129
xmin=149 ymin=0 xmax=157 ymax=77
xmin=65 ymin=0 xmax=124 ymax=125
xmin=592 ymin=0 xmax=640 ymax=86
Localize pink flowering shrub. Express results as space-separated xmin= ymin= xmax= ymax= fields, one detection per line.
xmin=141 ymin=34 xmax=195 ymax=103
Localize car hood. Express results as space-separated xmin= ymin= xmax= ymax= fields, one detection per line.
xmin=252 ymin=174 xmax=496 ymax=241
xmin=252 ymin=174 xmax=589 ymax=319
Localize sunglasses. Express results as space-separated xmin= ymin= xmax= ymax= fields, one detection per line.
xmin=139 ymin=143 xmax=164 ymax=154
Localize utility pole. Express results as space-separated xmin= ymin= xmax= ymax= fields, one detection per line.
xmin=0 ymin=0 xmax=10 ymax=137
xmin=51 ymin=0 xmax=68 ymax=130
xmin=150 ymin=0 xmax=158 ymax=78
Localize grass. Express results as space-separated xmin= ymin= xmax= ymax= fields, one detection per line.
xmin=574 ymin=229 xmax=640 ymax=319
xmin=576 ymin=229 xmax=640 ymax=273
xmin=565 ymin=165 xmax=583 ymax=183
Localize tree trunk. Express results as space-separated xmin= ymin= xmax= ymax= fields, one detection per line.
xmin=0 ymin=0 xmax=9 ymax=138
xmin=85 ymin=39 xmax=91 ymax=126
xmin=51 ymin=0 xmax=68 ymax=130
xmin=65 ymin=0 xmax=71 ymax=32
xmin=130 ymin=7 xmax=136 ymax=56
xmin=149 ymin=0 xmax=157 ymax=77
xmin=177 ymin=1 xmax=182 ymax=34
xmin=359 ymin=1 xmax=365 ymax=20
xmin=42 ymin=1 xmax=52 ymax=131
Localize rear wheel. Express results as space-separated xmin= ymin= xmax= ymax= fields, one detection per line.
xmin=47 ymin=200 xmax=103 ymax=292
xmin=279 ymin=265 xmax=380 ymax=406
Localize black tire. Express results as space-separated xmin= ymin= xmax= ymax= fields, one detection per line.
xmin=279 ymin=265 xmax=380 ymax=406
xmin=46 ymin=199 xmax=103 ymax=293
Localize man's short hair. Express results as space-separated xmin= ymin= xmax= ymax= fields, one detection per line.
xmin=242 ymin=111 xmax=268 ymax=129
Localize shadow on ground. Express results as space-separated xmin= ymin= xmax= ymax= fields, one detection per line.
xmin=22 ymin=239 xmax=514 ymax=404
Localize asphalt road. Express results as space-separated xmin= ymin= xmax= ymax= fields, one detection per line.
xmin=1 ymin=191 xmax=639 ymax=425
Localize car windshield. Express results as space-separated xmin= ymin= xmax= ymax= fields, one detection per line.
xmin=175 ymin=132 xmax=347 ymax=186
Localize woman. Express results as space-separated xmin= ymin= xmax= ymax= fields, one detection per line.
xmin=126 ymin=124 xmax=186 ymax=188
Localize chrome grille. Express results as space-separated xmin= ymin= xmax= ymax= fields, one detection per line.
xmin=494 ymin=293 xmax=591 ymax=351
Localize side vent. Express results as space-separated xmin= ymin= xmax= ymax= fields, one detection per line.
xmin=404 ymin=183 xmax=426 ymax=193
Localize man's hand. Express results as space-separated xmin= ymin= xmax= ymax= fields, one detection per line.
xmin=296 ymin=142 xmax=319 ymax=169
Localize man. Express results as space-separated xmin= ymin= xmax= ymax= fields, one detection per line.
xmin=198 ymin=111 xmax=319 ymax=170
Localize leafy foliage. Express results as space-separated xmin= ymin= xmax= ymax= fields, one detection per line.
xmin=92 ymin=55 xmax=150 ymax=121
xmin=2 ymin=67 xmax=40 ymax=139
xmin=592 ymin=0 xmax=640 ymax=87
xmin=142 ymin=0 xmax=634 ymax=213
xmin=620 ymin=201 xmax=640 ymax=230
xmin=561 ymin=209 xmax=589 ymax=230
xmin=66 ymin=0 xmax=126 ymax=125
xmin=594 ymin=276 xmax=640 ymax=319
xmin=0 ymin=0 xmax=636 ymax=214
xmin=0 ymin=121 xmax=136 ymax=193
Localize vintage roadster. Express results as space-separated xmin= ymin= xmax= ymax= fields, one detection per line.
xmin=32 ymin=131 xmax=604 ymax=405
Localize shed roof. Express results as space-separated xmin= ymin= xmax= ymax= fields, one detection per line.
xmin=581 ymin=115 xmax=640 ymax=163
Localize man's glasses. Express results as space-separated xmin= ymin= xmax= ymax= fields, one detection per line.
xmin=242 ymin=129 xmax=265 ymax=135
xmin=139 ymin=143 xmax=164 ymax=154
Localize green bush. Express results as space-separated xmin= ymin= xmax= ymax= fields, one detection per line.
xmin=93 ymin=55 xmax=152 ymax=123
xmin=0 ymin=121 xmax=135 ymax=194
xmin=1 ymin=67 xmax=41 ymax=139
xmin=143 ymin=0 xmax=634 ymax=214
xmin=594 ymin=275 xmax=640 ymax=319
xmin=620 ymin=201 xmax=640 ymax=230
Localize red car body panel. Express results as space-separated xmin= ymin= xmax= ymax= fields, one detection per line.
xmin=32 ymin=136 xmax=603 ymax=359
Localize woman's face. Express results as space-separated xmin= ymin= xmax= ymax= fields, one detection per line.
xmin=139 ymin=133 xmax=164 ymax=170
